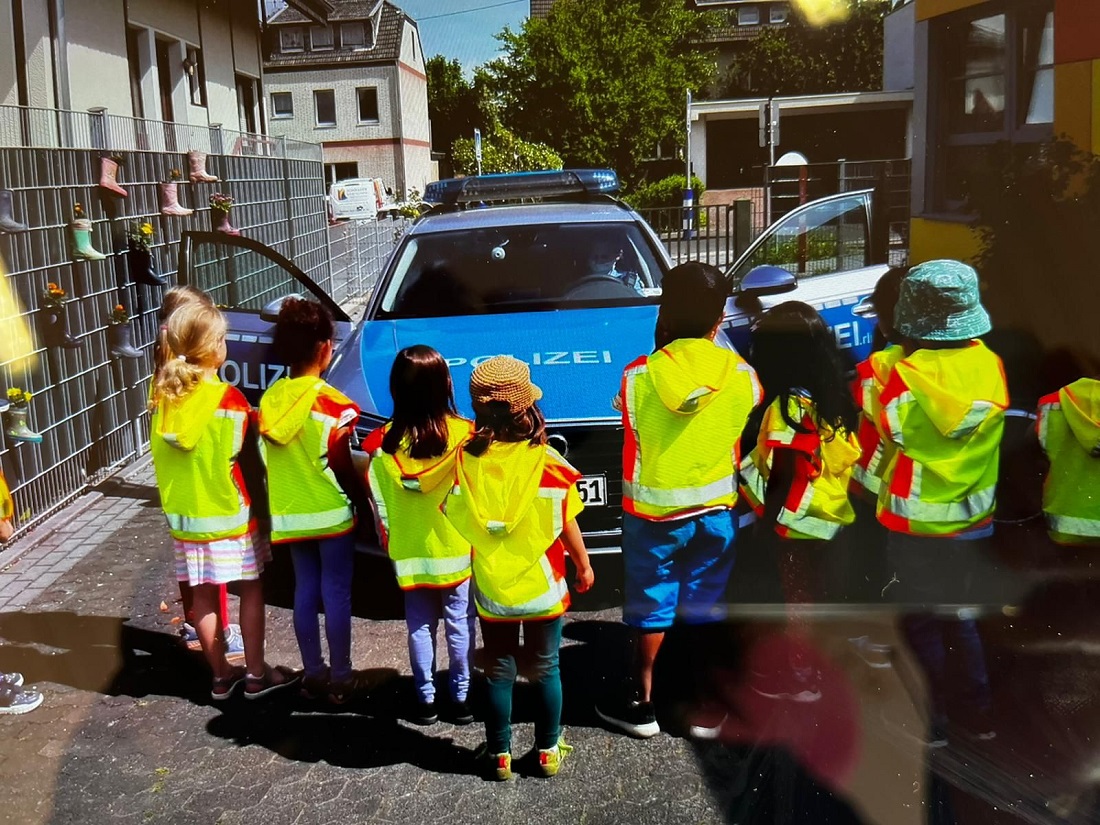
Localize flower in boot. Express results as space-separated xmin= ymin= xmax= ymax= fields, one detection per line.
xmin=209 ymin=193 xmax=234 ymax=213
xmin=42 ymin=283 xmax=68 ymax=308
xmin=167 ymin=168 xmax=183 ymax=182
xmin=6 ymin=387 xmax=32 ymax=408
xmin=127 ymin=220 xmax=155 ymax=250
xmin=110 ymin=304 xmax=130 ymax=325
xmin=73 ymin=202 xmax=85 ymax=219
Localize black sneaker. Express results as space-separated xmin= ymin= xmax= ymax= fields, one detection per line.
xmin=595 ymin=692 xmax=660 ymax=738
xmin=451 ymin=699 xmax=475 ymax=726
xmin=412 ymin=701 xmax=438 ymax=726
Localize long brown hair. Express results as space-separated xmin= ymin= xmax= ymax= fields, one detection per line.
xmin=382 ymin=345 xmax=458 ymax=459
xmin=465 ymin=400 xmax=547 ymax=457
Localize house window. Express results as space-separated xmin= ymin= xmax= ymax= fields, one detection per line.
xmin=186 ymin=46 xmax=206 ymax=107
xmin=340 ymin=22 xmax=366 ymax=49
xmin=769 ymin=5 xmax=788 ymax=24
xmin=280 ymin=27 xmax=305 ymax=52
xmin=314 ymin=89 xmax=336 ymax=127
xmin=310 ymin=25 xmax=334 ymax=50
xmin=357 ymin=87 xmax=379 ymax=123
xmin=271 ymin=92 xmax=293 ymax=119
xmin=738 ymin=6 xmax=760 ymax=26
xmin=932 ymin=3 xmax=1054 ymax=210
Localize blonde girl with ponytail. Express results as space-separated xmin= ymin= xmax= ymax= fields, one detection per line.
xmin=150 ymin=302 xmax=299 ymax=701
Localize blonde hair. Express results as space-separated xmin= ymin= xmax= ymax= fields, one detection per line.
xmin=152 ymin=303 xmax=228 ymax=405
xmin=155 ymin=286 xmax=214 ymax=376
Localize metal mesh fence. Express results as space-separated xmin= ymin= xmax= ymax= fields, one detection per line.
xmin=0 ymin=105 xmax=328 ymax=542
xmin=327 ymin=217 xmax=410 ymax=310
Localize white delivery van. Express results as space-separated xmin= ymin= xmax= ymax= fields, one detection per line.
xmin=328 ymin=178 xmax=381 ymax=221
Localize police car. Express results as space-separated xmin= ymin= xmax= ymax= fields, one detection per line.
xmin=179 ymin=170 xmax=889 ymax=555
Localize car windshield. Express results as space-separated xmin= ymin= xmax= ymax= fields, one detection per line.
xmin=376 ymin=222 xmax=664 ymax=318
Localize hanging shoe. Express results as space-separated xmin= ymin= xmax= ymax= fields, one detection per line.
xmin=188 ymin=150 xmax=218 ymax=183
xmin=108 ymin=323 xmax=142 ymax=359
xmin=211 ymin=209 xmax=240 ymax=236
xmin=4 ymin=407 xmax=43 ymax=444
xmin=159 ymin=182 xmax=194 ymax=217
xmin=127 ymin=243 xmax=167 ymax=286
xmin=42 ymin=307 xmax=81 ymax=350
xmin=0 ymin=189 xmax=28 ymax=233
xmin=99 ymin=157 xmax=128 ymax=198
xmin=71 ymin=219 xmax=106 ymax=261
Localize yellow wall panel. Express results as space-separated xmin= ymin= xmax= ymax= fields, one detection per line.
xmin=1054 ymin=61 xmax=1093 ymax=151
xmin=909 ymin=217 xmax=981 ymax=265
xmin=915 ymin=0 xmax=985 ymax=22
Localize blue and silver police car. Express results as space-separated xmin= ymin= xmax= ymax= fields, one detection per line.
xmin=180 ymin=169 xmax=889 ymax=555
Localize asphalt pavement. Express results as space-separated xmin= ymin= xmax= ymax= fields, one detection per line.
xmin=2 ymin=458 xmax=1100 ymax=824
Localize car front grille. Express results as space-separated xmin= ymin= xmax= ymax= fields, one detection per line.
xmin=547 ymin=423 xmax=624 ymax=548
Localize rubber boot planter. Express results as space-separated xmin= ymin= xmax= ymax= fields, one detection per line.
xmin=108 ymin=323 xmax=142 ymax=359
xmin=0 ymin=189 xmax=27 ymax=233
xmin=209 ymin=194 xmax=239 ymax=236
xmin=159 ymin=181 xmax=193 ymax=217
xmin=70 ymin=219 xmax=106 ymax=261
xmin=188 ymin=150 xmax=218 ymax=183
xmin=4 ymin=389 xmax=42 ymax=444
xmin=40 ymin=283 xmax=80 ymax=350
xmin=99 ymin=156 xmax=128 ymax=198
xmin=127 ymin=241 xmax=167 ymax=286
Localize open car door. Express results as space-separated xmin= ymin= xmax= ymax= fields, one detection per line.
xmin=721 ymin=189 xmax=890 ymax=367
xmin=177 ymin=231 xmax=352 ymax=407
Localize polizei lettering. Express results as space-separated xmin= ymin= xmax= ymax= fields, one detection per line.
xmin=445 ymin=351 xmax=614 ymax=368
xmin=219 ymin=361 xmax=287 ymax=390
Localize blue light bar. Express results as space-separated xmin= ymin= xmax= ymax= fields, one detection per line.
xmin=423 ymin=169 xmax=620 ymax=205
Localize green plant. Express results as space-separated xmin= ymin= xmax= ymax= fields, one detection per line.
xmin=42 ymin=282 xmax=68 ymax=309
xmin=209 ymin=193 xmax=234 ymax=212
xmin=6 ymin=387 xmax=32 ymax=408
xmin=110 ymin=304 xmax=130 ymax=324
xmin=624 ymin=174 xmax=707 ymax=231
xmin=127 ymin=220 xmax=155 ymax=250
xmin=451 ymin=126 xmax=563 ymax=176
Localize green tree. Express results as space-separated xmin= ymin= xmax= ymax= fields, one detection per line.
xmin=486 ymin=0 xmax=719 ymax=185
xmin=722 ymin=0 xmax=889 ymax=97
xmin=451 ymin=126 xmax=563 ymax=176
xmin=425 ymin=56 xmax=497 ymax=158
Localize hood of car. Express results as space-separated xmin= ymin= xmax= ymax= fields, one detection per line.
xmin=342 ymin=305 xmax=661 ymax=422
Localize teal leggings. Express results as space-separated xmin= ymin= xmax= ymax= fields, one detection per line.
xmin=480 ymin=617 xmax=563 ymax=752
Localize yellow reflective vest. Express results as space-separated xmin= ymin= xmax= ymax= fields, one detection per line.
xmin=621 ymin=337 xmax=761 ymax=521
xmin=876 ymin=342 xmax=1008 ymax=536
xmin=365 ymin=416 xmax=474 ymax=590
xmin=851 ymin=345 xmax=905 ymax=498
xmin=1037 ymin=378 xmax=1100 ymax=544
xmin=741 ymin=394 xmax=861 ymax=540
xmin=150 ymin=379 xmax=253 ymax=542
xmin=258 ymin=376 xmax=360 ymax=544
xmin=443 ymin=441 xmax=583 ymax=621
xmin=0 ymin=472 xmax=12 ymax=521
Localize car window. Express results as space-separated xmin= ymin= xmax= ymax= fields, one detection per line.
xmin=377 ymin=222 xmax=664 ymax=318
xmin=729 ymin=192 xmax=871 ymax=285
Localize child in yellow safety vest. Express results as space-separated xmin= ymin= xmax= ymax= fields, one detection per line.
xmin=740 ymin=301 xmax=861 ymax=702
xmin=363 ymin=345 xmax=476 ymax=726
xmin=259 ymin=298 xmax=368 ymax=705
xmin=1037 ymin=371 xmax=1100 ymax=546
xmin=150 ymin=301 xmax=299 ymax=702
xmin=153 ymin=286 xmax=241 ymax=660
xmin=442 ymin=356 xmax=594 ymax=781
xmin=877 ymin=259 xmax=1007 ymax=743
xmin=0 ymin=470 xmax=43 ymax=715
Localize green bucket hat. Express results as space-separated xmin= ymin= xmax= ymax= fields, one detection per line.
xmin=894 ymin=259 xmax=991 ymax=342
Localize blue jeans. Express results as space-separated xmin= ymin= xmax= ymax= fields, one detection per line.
xmin=480 ymin=617 xmax=563 ymax=753
xmin=622 ymin=510 xmax=738 ymax=629
xmin=289 ymin=533 xmax=355 ymax=682
xmin=404 ymin=581 xmax=475 ymax=704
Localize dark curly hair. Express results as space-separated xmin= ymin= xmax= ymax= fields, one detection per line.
xmin=272 ymin=297 xmax=335 ymax=370
xmin=749 ymin=301 xmax=859 ymax=438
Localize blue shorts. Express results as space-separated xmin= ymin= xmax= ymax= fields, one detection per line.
xmin=622 ymin=509 xmax=738 ymax=630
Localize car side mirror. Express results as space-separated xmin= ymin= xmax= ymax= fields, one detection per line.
xmin=853 ymin=295 xmax=878 ymax=319
xmin=260 ymin=293 xmax=305 ymax=323
xmin=737 ymin=265 xmax=797 ymax=297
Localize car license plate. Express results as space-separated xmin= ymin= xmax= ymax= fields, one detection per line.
xmin=576 ymin=475 xmax=607 ymax=507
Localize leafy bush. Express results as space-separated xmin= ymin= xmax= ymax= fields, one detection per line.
xmin=451 ymin=127 xmax=563 ymax=176
xmin=624 ymin=174 xmax=707 ymax=231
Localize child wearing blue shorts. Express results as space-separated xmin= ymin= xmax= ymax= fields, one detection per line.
xmin=595 ymin=262 xmax=761 ymax=740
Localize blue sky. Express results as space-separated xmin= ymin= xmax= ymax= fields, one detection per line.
xmin=389 ymin=0 xmax=528 ymax=72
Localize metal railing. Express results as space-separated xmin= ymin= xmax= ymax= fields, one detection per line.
xmin=0 ymin=105 xmax=332 ymax=543
xmin=327 ymin=217 xmax=411 ymax=309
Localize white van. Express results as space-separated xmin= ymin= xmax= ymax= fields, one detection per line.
xmin=328 ymin=178 xmax=382 ymax=221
